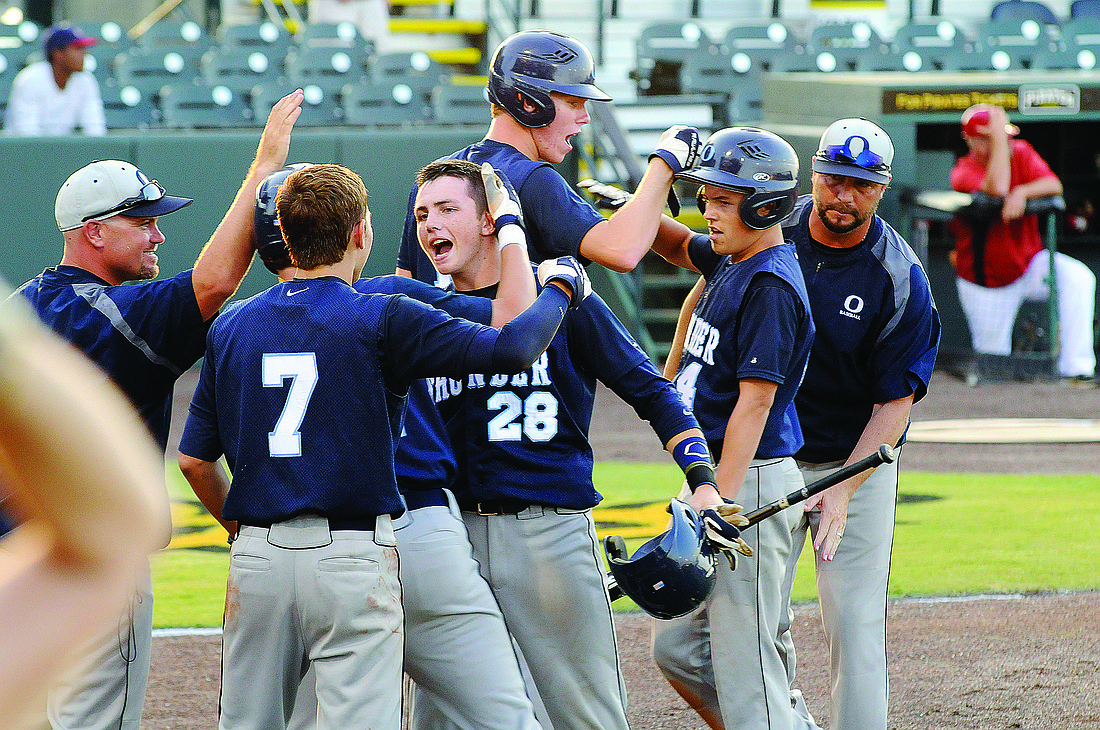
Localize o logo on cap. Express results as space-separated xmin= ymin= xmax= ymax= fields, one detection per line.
xmin=701 ymin=144 xmax=715 ymax=163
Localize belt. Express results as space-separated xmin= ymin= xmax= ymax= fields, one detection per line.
xmin=242 ymin=514 xmax=379 ymax=531
xmin=459 ymin=497 xmax=535 ymax=515
xmin=403 ymin=489 xmax=449 ymax=510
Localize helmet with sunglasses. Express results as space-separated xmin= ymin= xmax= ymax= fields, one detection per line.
xmin=604 ymin=499 xmax=718 ymax=620
xmin=811 ymin=117 xmax=893 ymax=185
xmin=253 ymin=163 xmax=314 ymax=273
xmin=487 ymin=30 xmax=611 ymax=128
xmin=676 ymin=127 xmax=800 ymax=231
xmin=55 ymin=160 xmax=192 ymax=232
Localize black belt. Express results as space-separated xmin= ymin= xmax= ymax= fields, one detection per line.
xmin=242 ymin=514 xmax=379 ymax=531
xmin=458 ymin=497 xmax=536 ymax=515
xmin=403 ymin=489 xmax=449 ymax=510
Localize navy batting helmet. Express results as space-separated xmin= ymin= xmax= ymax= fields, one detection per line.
xmin=604 ymin=499 xmax=718 ymax=620
xmin=253 ymin=163 xmax=313 ymax=274
xmin=677 ymin=127 xmax=799 ymax=230
xmin=487 ymin=30 xmax=611 ymax=128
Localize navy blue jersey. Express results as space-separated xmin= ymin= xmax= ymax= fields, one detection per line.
xmin=179 ymin=277 xmax=550 ymax=524
xmin=429 ymin=285 xmax=699 ymax=509
xmin=353 ymin=275 xmax=492 ymax=496
xmin=782 ymin=196 xmax=941 ymax=463
xmin=397 ymin=139 xmax=605 ymax=283
xmin=16 ymin=266 xmax=209 ymax=451
xmin=674 ymin=236 xmax=814 ymax=460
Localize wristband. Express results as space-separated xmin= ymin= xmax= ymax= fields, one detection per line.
xmin=672 ymin=436 xmax=717 ymax=493
xmin=496 ymin=223 xmax=526 ymax=253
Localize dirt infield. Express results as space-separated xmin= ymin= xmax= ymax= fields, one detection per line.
xmin=145 ymin=372 xmax=1100 ymax=729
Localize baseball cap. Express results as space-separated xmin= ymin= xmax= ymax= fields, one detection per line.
xmin=55 ymin=160 xmax=193 ymax=232
xmin=811 ymin=117 xmax=894 ymax=185
xmin=961 ymin=104 xmax=1020 ymax=138
xmin=44 ymin=24 xmax=96 ymax=57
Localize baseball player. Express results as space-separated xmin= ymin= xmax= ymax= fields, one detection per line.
xmin=651 ymin=119 xmax=941 ymax=730
xmin=12 ymin=89 xmax=304 ymax=730
xmin=248 ymin=160 xmax=545 ymax=730
xmin=412 ymin=159 xmax=717 ymax=729
xmin=396 ymin=29 xmax=703 ymax=283
xmin=176 ymin=163 xmax=584 ymax=729
xmin=638 ymin=127 xmax=816 ymax=730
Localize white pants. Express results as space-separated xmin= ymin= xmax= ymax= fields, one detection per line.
xmin=957 ymin=249 xmax=1096 ymax=378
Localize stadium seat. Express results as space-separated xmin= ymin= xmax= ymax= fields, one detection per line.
xmin=807 ymin=21 xmax=889 ymax=72
xmin=721 ymin=21 xmax=804 ymax=73
xmin=135 ymin=20 xmax=213 ymax=56
xmin=891 ymin=20 xmax=972 ymax=70
xmin=430 ymin=83 xmax=488 ymax=125
xmin=159 ymin=81 xmax=253 ymax=128
xmin=1071 ymin=0 xmax=1100 ymax=17
xmin=114 ymin=48 xmax=204 ymax=100
xmin=976 ymin=17 xmax=1060 ymax=68
xmin=632 ymin=21 xmax=715 ymax=96
xmin=82 ymin=44 xmax=123 ymax=84
xmin=217 ymin=21 xmax=293 ymax=59
xmin=82 ymin=20 xmax=133 ymax=53
xmin=342 ymin=80 xmax=432 ymax=127
xmin=370 ymin=51 xmax=450 ymax=84
xmin=251 ymin=83 xmax=343 ymax=127
xmin=201 ymin=46 xmax=283 ymax=96
xmin=285 ymin=45 xmax=369 ymax=96
xmin=856 ymin=47 xmax=929 ymax=72
xmin=991 ymin=0 xmax=1059 ymax=23
xmin=100 ymin=83 xmax=158 ymax=129
xmin=296 ymin=21 xmax=376 ymax=56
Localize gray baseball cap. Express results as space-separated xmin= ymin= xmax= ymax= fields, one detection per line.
xmin=811 ymin=118 xmax=893 ymax=185
xmin=55 ymin=160 xmax=192 ymax=231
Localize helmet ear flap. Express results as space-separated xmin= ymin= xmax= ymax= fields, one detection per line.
xmin=739 ymin=190 xmax=798 ymax=230
xmin=696 ymin=187 xmax=706 ymax=215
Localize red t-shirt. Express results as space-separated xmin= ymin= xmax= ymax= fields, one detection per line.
xmin=949 ymin=139 xmax=1057 ymax=287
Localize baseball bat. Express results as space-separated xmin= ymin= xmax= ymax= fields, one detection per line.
xmin=606 ymin=444 xmax=896 ymax=602
xmin=740 ymin=444 xmax=895 ymax=528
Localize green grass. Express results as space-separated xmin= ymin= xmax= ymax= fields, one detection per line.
xmin=152 ymin=463 xmax=1100 ymax=628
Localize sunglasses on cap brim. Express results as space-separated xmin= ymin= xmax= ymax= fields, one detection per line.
xmin=83 ymin=180 xmax=166 ymax=222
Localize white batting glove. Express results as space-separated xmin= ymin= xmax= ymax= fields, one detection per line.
xmin=650 ymin=125 xmax=701 ymax=174
xmin=537 ymin=256 xmax=592 ymax=309
xmin=481 ymin=162 xmax=522 ymax=229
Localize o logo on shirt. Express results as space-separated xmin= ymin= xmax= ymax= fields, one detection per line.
xmin=844 ymin=295 xmax=864 ymax=314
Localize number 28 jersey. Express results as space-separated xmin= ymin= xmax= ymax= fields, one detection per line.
xmin=428 ymin=286 xmax=698 ymax=511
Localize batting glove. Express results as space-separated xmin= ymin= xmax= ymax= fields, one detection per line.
xmin=650 ymin=125 xmax=701 ymax=175
xmin=481 ymin=162 xmax=523 ymax=230
xmin=701 ymin=507 xmax=753 ymax=558
xmin=537 ymin=256 xmax=592 ymax=309
xmin=577 ymin=178 xmax=634 ymax=210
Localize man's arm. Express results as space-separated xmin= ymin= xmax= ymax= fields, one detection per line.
xmin=178 ymin=454 xmax=237 ymax=538
xmin=4 ymin=72 xmax=41 ymax=136
xmin=1002 ymin=174 xmax=1063 ymax=221
xmin=578 ymin=127 xmax=701 ymax=272
xmin=662 ymin=276 xmax=704 ymax=380
xmin=688 ymin=378 xmax=777 ymax=512
xmin=190 ymin=89 xmax=303 ymax=320
xmin=79 ymin=76 xmax=106 ymax=137
xmin=482 ymin=163 xmax=537 ymax=327
xmin=805 ymin=394 xmax=913 ymax=561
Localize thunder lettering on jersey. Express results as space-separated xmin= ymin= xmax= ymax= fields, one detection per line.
xmin=782 ymin=196 xmax=940 ymax=463
xmin=430 ymin=284 xmax=698 ymax=510
xmin=398 ymin=140 xmax=605 ymax=282
xmin=674 ymin=235 xmax=814 ymax=460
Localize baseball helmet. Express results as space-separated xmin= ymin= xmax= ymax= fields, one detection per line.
xmin=604 ymin=499 xmax=718 ymax=620
xmin=253 ymin=163 xmax=313 ymax=273
xmin=487 ymin=29 xmax=611 ymax=128
xmin=677 ymin=127 xmax=800 ymax=230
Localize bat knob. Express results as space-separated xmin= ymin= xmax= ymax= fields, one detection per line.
xmin=877 ymin=444 xmax=896 ymax=464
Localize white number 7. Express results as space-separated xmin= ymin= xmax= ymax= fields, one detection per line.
xmin=262 ymin=353 xmax=319 ymax=457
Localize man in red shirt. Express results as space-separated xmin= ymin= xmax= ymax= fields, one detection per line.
xmin=950 ymin=103 xmax=1095 ymax=383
